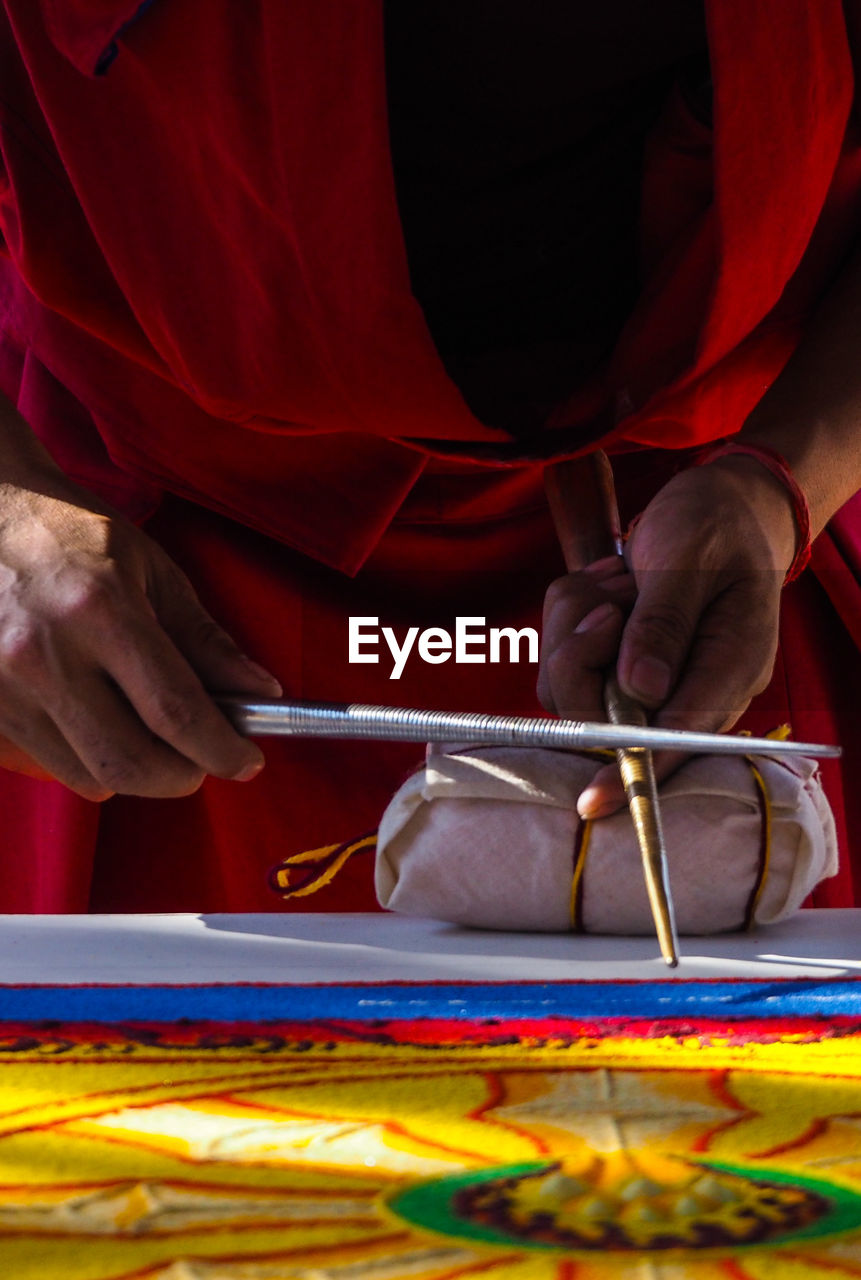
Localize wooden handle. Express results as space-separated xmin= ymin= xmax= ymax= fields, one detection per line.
xmin=544 ymin=452 xmax=624 ymax=572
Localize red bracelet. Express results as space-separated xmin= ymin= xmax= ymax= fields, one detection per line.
xmin=694 ymin=441 xmax=812 ymax=584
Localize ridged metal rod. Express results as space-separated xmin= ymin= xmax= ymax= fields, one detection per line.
xmin=217 ymin=697 xmax=841 ymax=759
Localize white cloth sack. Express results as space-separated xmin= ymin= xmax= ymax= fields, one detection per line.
xmin=375 ymin=745 xmax=838 ymax=934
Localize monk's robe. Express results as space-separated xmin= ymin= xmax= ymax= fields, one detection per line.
xmin=0 ymin=0 xmax=858 ymax=911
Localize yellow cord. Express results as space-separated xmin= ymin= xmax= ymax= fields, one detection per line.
xmin=273 ymin=835 xmax=377 ymax=899
xmin=743 ymin=759 xmax=773 ymax=929
xmin=569 ymin=819 xmax=593 ymax=931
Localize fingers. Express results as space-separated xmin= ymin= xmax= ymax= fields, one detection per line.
xmin=577 ymin=759 xmax=628 ymax=819
xmin=615 ymin=569 xmax=711 ymax=710
xmin=614 ymin=463 xmax=785 ymax=726
xmin=0 ymin=490 xmax=282 ymax=799
xmin=92 ymin=554 xmax=283 ymax=790
xmin=546 ymin=465 xmax=789 ymax=825
xmin=0 ymin=705 xmax=114 ymax=801
xmin=538 ymin=558 xmax=635 ymax=720
xmin=93 ymin=603 xmax=268 ymax=786
xmin=577 ymin=750 xmax=688 ymax=820
xmin=0 ymin=570 xmax=276 ymax=799
xmin=0 ymin=612 xmax=251 ymax=798
xmin=577 ymin=580 xmax=778 ymax=819
xmin=618 ymin=572 xmax=778 ymax=727
xmin=540 ymin=602 xmax=624 ymax=721
xmin=0 ymin=610 xmax=267 ymax=799
xmin=49 ymin=672 xmax=210 ymax=799
xmin=153 ymin=562 xmax=283 ymax=697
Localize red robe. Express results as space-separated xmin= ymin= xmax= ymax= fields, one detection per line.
xmin=0 ymin=0 xmax=859 ymax=911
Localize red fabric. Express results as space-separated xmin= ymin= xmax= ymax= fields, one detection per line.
xmin=0 ymin=445 xmax=854 ymax=915
xmin=0 ymin=2 xmax=858 ymax=910
xmin=38 ymin=0 xmax=149 ymax=74
xmin=0 ymin=0 xmax=858 ymax=565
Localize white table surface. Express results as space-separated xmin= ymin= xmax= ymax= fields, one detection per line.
xmin=0 ymin=910 xmax=858 ymax=984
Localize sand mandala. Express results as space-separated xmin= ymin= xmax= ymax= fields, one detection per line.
xmin=0 ymin=982 xmax=861 ymax=1276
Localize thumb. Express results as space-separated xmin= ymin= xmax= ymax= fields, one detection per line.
xmin=154 ymin=568 xmax=283 ymax=697
xmin=615 ymin=571 xmax=707 ymax=710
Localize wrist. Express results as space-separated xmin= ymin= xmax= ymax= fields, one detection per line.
xmin=693 ymin=446 xmax=809 ymax=582
xmin=0 ymin=396 xmax=114 ymax=519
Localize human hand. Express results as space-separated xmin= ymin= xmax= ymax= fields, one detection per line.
xmin=0 ymin=475 xmax=281 ymax=799
xmin=538 ymin=456 xmax=799 ymax=816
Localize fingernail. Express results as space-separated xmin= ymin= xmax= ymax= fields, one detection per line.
xmin=575 ymin=603 xmax=617 ymax=634
xmin=577 ymin=788 xmax=618 ymax=819
xmin=628 ymin=656 xmax=672 ymax=703
xmin=240 ymin=655 xmax=283 ymax=693
xmin=234 ymin=760 xmax=264 ymax=782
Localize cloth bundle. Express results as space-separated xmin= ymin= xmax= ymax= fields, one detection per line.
xmin=375 ymin=745 xmax=838 ymax=934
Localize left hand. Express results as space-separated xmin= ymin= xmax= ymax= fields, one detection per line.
xmin=538 ymin=454 xmax=800 ymax=817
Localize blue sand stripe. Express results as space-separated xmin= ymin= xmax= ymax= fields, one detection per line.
xmin=0 ymin=980 xmax=858 ymax=1023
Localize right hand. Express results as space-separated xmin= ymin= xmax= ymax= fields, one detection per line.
xmin=0 ymin=476 xmax=282 ymax=800
xmin=538 ymin=458 xmax=796 ymax=818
